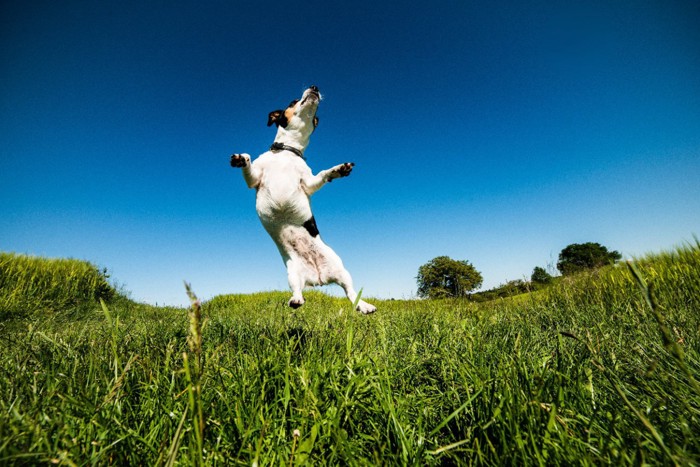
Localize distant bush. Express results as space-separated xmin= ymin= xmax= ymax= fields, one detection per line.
xmin=471 ymin=278 xmax=550 ymax=302
xmin=0 ymin=252 xmax=116 ymax=319
xmin=531 ymin=266 xmax=553 ymax=284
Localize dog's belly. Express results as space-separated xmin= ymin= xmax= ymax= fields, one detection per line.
xmin=255 ymin=186 xmax=312 ymax=227
xmin=280 ymin=226 xmax=327 ymax=285
xmin=254 ymin=187 xmax=333 ymax=286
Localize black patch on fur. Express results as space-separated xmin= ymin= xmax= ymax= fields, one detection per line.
xmin=303 ymin=217 xmax=320 ymax=237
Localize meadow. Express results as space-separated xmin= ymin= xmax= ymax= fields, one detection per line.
xmin=1 ymin=244 xmax=699 ymax=465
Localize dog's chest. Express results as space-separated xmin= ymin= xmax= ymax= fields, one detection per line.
xmin=254 ymin=154 xmax=310 ymax=220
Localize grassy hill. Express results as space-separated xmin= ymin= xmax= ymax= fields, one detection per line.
xmin=0 ymin=253 xmax=117 ymax=320
xmin=1 ymin=244 xmax=699 ymax=464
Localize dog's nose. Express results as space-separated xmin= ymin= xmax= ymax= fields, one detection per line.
xmin=309 ymin=85 xmax=319 ymax=93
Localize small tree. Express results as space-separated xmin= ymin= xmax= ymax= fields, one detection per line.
xmin=416 ymin=256 xmax=483 ymax=299
xmin=556 ymin=242 xmax=622 ymax=276
xmin=531 ymin=266 xmax=552 ymax=284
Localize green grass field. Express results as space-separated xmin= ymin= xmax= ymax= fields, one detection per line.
xmin=1 ymin=244 xmax=699 ymax=465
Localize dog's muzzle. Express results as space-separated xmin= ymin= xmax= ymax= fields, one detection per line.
xmin=301 ymin=85 xmax=321 ymax=105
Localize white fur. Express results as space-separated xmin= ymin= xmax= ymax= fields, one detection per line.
xmin=231 ymin=87 xmax=376 ymax=314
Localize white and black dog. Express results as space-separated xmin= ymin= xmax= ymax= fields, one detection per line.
xmin=230 ymin=86 xmax=376 ymax=314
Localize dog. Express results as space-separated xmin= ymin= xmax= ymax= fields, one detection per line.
xmin=230 ymin=86 xmax=376 ymax=314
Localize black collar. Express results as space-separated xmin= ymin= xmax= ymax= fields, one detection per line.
xmin=270 ymin=142 xmax=305 ymax=160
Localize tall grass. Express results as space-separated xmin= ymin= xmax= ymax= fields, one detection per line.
xmin=0 ymin=243 xmax=699 ymax=464
xmin=0 ymin=253 xmax=115 ymax=319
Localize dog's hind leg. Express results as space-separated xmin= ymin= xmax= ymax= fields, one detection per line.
xmin=320 ymin=248 xmax=376 ymax=314
xmin=285 ymin=257 xmax=306 ymax=308
xmin=277 ymin=228 xmax=316 ymax=309
xmin=336 ymin=271 xmax=377 ymax=315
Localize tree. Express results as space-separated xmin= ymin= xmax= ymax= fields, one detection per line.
xmin=416 ymin=256 xmax=483 ymax=299
xmin=556 ymin=242 xmax=622 ymax=276
xmin=531 ymin=266 xmax=553 ymax=284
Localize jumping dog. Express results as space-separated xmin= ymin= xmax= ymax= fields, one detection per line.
xmin=230 ymin=86 xmax=376 ymax=314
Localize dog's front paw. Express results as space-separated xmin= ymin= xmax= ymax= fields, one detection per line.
xmin=230 ymin=153 xmax=250 ymax=168
xmin=328 ymin=162 xmax=354 ymax=182
xmin=338 ymin=162 xmax=354 ymax=177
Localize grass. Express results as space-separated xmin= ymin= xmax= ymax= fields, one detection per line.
xmin=0 ymin=253 xmax=116 ymax=320
xmin=0 ymin=243 xmax=699 ymax=465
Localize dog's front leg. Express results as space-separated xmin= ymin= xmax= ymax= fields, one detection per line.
xmin=303 ymin=162 xmax=354 ymax=195
xmin=230 ymin=153 xmax=260 ymax=189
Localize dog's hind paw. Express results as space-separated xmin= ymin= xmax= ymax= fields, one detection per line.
xmin=230 ymin=153 xmax=250 ymax=168
xmin=288 ymin=296 xmax=305 ymax=309
xmin=356 ymin=300 xmax=376 ymax=315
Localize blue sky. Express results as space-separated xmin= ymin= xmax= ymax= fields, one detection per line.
xmin=2 ymin=1 xmax=699 ymax=306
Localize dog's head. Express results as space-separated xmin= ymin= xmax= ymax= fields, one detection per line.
xmin=267 ymin=86 xmax=320 ymax=149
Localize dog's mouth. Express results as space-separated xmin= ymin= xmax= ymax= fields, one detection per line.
xmin=300 ymin=86 xmax=321 ymax=106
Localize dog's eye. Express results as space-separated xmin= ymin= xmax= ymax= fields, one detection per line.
xmin=288 ymin=99 xmax=299 ymax=108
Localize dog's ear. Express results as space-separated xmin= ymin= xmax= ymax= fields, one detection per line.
xmin=267 ymin=110 xmax=288 ymax=128
xmin=313 ymin=116 xmax=319 ymax=129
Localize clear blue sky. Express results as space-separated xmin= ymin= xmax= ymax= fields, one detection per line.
xmin=2 ymin=1 xmax=699 ymax=306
